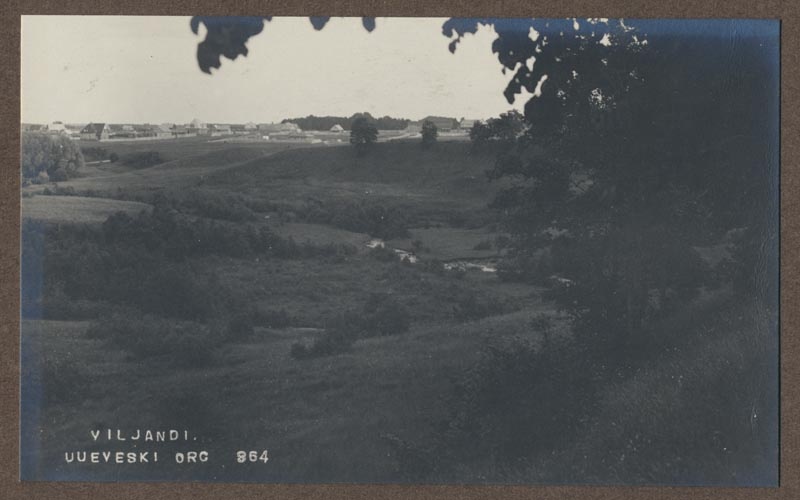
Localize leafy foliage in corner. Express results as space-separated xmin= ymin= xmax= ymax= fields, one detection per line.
xmin=191 ymin=16 xmax=376 ymax=73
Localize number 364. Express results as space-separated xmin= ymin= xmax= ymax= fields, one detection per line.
xmin=236 ymin=450 xmax=269 ymax=463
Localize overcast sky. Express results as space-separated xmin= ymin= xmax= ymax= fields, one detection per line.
xmin=21 ymin=16 xmax=530 ymax=125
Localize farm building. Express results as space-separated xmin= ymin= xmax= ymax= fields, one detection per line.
xmin=132 ymin=124 xmax=156 ymax=138
xmin=459 ymin=118 xmax=479 ymax=130
xmin=330 ymin=124 xmax=345 ymax=133
xmin=230 ymin=124 xmax=249 ymax=135
xmin=46 ymin=121 xmax=67 ymax=134
xmin=405 ymin=122 xmax=421 ymax=133
xmin=188 ymin=126 xmax=211 ymax=136
xmin=259 ymin=122 xmax=301 ymax=134
xmin=209 ymin=124 xmax=232 ymax=136
xmin=107 ymin=124 xmax=136 ymax=139
xmin=80 ymin=123 xmax=110 ymax=141
xmin=420 ymin=116 xmax=459 ymax=131
xmin=171 ymin=125 xmax=189 ymax=137
xmin=154 ymin=124 xmax=174 ymax=138
xmin=65 ymin=124 xmax=84 ymax=139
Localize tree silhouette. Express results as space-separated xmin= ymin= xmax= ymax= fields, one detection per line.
xmin=421 ymin=120 xmax=437 ymax=149
xmin=349 ymin=116 xmax=378 ymax=156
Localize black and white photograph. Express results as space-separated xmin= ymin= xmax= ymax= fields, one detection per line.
xmin=19 ymin=16 xmax=779 ymax=485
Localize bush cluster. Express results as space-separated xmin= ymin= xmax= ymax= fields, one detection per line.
xmin=300 ymin=199 xmax=411 ymax=239
xmin=21 ymin=132 xmax=85 ymax=182
xmin=437 ymin=336 xmax=597 ymax=466
xmin=291 ymin=294 xmax=411 ymax=360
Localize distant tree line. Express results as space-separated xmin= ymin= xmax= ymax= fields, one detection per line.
xmin=283 ymin=112 xmax=410 ymax=131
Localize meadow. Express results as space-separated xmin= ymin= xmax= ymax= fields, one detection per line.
xmin=20 ymin=136 xmax=776 ymax=484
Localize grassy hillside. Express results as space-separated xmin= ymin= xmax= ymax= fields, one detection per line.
xmin=208 ymin=141 xmax=501 ymax=206
xmin=19 ymin=138 xmax=776 ymax=484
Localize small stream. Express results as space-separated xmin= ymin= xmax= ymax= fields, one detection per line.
xmin=366 ymin=238 xmax=497 ymax=273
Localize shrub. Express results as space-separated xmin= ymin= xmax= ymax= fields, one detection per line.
xmin=302 ymin=199 xmax=411 ymax=239
xmin=363 ymin=293 xmax=411 ymax=336
xmin=435 ymin=337 xmax=598 ymax=467
xmin=350 ymin=116 xmax=378 ymax=156
xmin=421 ymin=120 xmax=438 ymax=149
xmin=49 ymin=167 xmax=69 ymax=182
xmin=290 ymin=296 xmax=411 ymax=361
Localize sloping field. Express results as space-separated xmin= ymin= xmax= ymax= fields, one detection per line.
xmin=22 ymin=196 xmax=151 ymax=224
xmin=21 ymin=143 xmax=311 ymax=195
xmin=209 ymin=141 xmax=501 ymax=200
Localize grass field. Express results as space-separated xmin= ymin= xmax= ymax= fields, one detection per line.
xmin=22 ymin=196 xmax=151 ymax=224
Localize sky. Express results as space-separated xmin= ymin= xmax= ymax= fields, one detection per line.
xmin=21 ymin=16 xmax=531 ymax=125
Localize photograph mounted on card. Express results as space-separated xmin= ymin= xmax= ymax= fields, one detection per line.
xmin=19 ymin=16 xmax=779 ymax=485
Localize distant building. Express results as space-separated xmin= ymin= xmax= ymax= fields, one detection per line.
xmin=171 ymin=125 xmax=189 ymax=137
xmin=459 ymin=118 xmax=479 ymax=130
xmin=405 ymin=122 xmax=422 ymax=134
xmin=244 ymin=121 xmax=258 ymax=130
xmin=46 ymin=121 xmax=67 ymax=134
xmin=330 ymin=124 xmax=345 ymax=133
xmin=155 ymin=124 xmax=174 ymax=138
xmin=132 ymin=124 xmax=156 ymax=138
xmin=64 ymin=124 xmax=85 ymax=138
xmin=209 ymin=124 xmax=232 ymax=136
xmin=22 ymin=124 xmax=45 ymax=132
xmin=80 ymin=123 xmax=109 ymax=140
xmin=230 ymin=124 xmax=248 ymax=135
xmin=258 ymin=122 xmax=301 ymax=134
xmin=421 ymin=116 xmax=458 ymax=132
xmin=197 ymin=127 xmax=214 ymax=136
xmin=190 ymin=118 xmax=206 ymax=129
xmin=107 ymin=124 xmax=136 ymax=139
